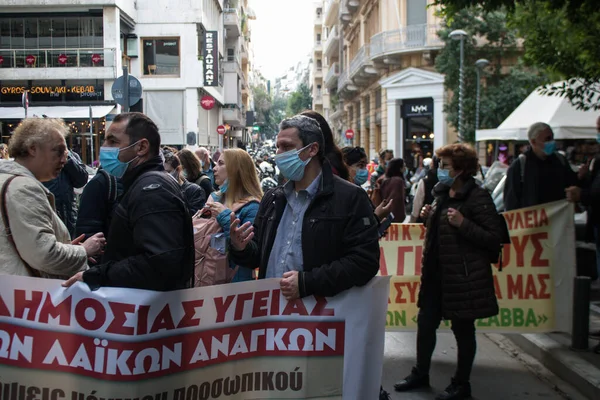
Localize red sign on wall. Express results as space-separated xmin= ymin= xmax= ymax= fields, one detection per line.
xmin=25 ymin=55 xmax=36 ymax=65
xmin=345 ymin=129 xmax=355 ymax=140
xmin=217 ymin=125 xmax=226 ymax=135
xmin=0 ymin=55 xmax=4 ymax=65
xmin=91 ymin=54 xmax=102 ymax=64
xmin=201 ymin=95 xmax=216 ymax=110
xmin=58 ymin=54 xmax=68 ymax=65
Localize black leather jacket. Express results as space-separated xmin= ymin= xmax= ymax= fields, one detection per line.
xmin=229 ymin=162 xmax=380 ymax=298
xmin=83 ymin=157 xmax=195 ymax=291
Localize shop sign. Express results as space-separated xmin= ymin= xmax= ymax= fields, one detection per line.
xmin=203 ymin=31 xmax=219 ymax=87
xmin=0 ymin=83 xmax=104 ymax=102
xmin=0 ymin=55 xmax=4 ymax=65
xmin=25 ymin=55 xmax=36 ymax=65
xmin=401 ymin=98 xmax=434 ymax=118
xmin=91 ymin=54 xmax=102 ymax=64
xmin=201 ymin=95 xmax=215 ymax=110
xmin=1 ymin=86 xmax=97 ymax=95
xmin=58 ymin=54 xmax=68 ymax=65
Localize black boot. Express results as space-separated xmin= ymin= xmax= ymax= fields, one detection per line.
xmin=393 ymin=367 xmax=430 ymax=392
xmin=435 ymin=378 xmax=472 ymax=400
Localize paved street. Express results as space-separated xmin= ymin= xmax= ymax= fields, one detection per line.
xmin=381 ymin=332 xmax=584 ymax=400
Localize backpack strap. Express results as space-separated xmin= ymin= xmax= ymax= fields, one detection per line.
xmin=1 ymin=176 xmax=41 ymax=277
xmin=99 ymin=169 xmax=118 ymax=203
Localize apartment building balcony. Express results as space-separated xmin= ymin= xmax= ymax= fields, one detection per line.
xmin=324 ymin=0 xmax=340 ymax=27
xmin=223 ymin=58 xmax=241 ymax=74
xmin=349 ymin=45 xmax=375 ymax=80
xmin=241 ymin=41 xmax=249 ymax=61
xmin=0 ymin=48 xmax=117 ymax=80
xmin=314 ymin=12 xmax=323 ymax=27
xmin=338 ymin=68 xmax=352 ymax=92
xmin=223 ymin=105 xmax=244 ymax=127
xmin=325 ymin=61 xmax=339 ymax=90
xmin=313 ymin=91 xmax=323 ymax=105
xmin=314 ymin=66 xmax=323 ymax=79
xmin=369 ymin=24 xmax=443 ymax=62
xmin=345 ymin=0 xmax=360 ymax=13
xmin=324 ymin=25 xmax=340 ymax=59
xmin=313 ymin=40 xmax=323 ymax=55
xmin=224 ymin=8 xmax=241 ymax=37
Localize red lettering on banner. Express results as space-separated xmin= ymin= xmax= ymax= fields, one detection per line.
xmin=402 ymin=225 xmax=412 ymax=241
xmin=282 ymin=299 xmax=308 ymax=316
xmin=512 ymin=235 xmax=529 ymax=267
xmin=506 ymin=274 xmax=550 ymax=299
xmin=38 ymin=295 xmax=71 ymax=325
xmin=14 ymin=290 xmax=43 ymax=321
xmin=150 ymin=305 xmax=175 ymax=333
xmin=74 ymin=298 xmax=106 ymax=331
xmin=397 ymin=246 xmax=413 ymax=276
xmin=106 ymin=302 xmax=135 ymax=335
xmin=393 ymin=282 xmax=419 ymax=304
xmin=415 ymin=246 xmax=423 ymax=276
xmin=0 ymin=295 xmax=10 ymax=317
xmin=531 ymin=232 xmax=550 ymax=267
xmin=234 ymin=292 xmax=253 ymax=321
xmin=505 ymin=208 xmax=549 ymax=230
xmin=214 ymin=295 xmax=235 ymax=323
xmin=394 ymin=282 xmax=407 ymax=304
xmin=136 ymin=305 xmax=150 ymax=335
xmin=493 ymin=275 xmax=502 ymax=299
xmin=387 ymin=225 xmax=398 ymax=241
xmin=406 ymin=282 xmax=419 ymax=303
xmin=177 ymin=300 xmax=204 ymax=328
xmin=271 ymin=289 xmax=281 ymax=315
xmin=251 ymin=290 xmax=270 ymax=318
xmin=419 ymin=224 xmax=426 ymax=240
xmin=379 ymin=247 xmax=389 ymax=276
xmin=310 ymin=297 xmax=335 ymax=316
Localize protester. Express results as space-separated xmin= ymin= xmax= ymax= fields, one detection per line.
xmin=63 ymin=112 xmax=195 ymax=291
xmin=179 ymin=148 xmax=214 ymax=196
xmin=42 ymin=149 xmax=88 ymax=236
xmin=410 ymin=157 xmax=439 ymax=223
xmin=342 ymin=146 xmax=369 ymax=187
xmin=163 ymin=151 xmax=206 ymax=215
xmin=371 ymin=149 xmax=394 ymax=188
xmin=300 ymin=110 xmax=350 ymax=181
xmin=195 ymin=146 xmax=216 ymax=185
xmin=394 ymin=143 xmax=505 ymax=400
xmin=378 ymin=158 xmax=407 ymax=223
xmin=229 ymin=115 xmax=380 ymax=300
xmin=75 ymin=166 xmax=122 ymax=239
xmin=202 ymin=148 xmax=262 ymax=282
xmin=0 ymin=118 xmax=105 ymax=278
xmin=0 ymin=143 xmax=9 ymax=160
xmin=504 ymin=122 xmax=578 ymax=210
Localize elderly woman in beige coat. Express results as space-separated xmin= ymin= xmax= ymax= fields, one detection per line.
xmin=0 ymin=118 xmax=105 ymax=278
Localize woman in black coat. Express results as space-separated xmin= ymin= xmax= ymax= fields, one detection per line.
xmin=163 ymin=151 xmax=206 ymax=215
xmin=394 ymin=143 xmax=505 ymax=400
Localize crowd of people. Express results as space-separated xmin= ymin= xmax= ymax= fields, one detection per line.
xmin=0 ymin=110 xmax=599 ymax=400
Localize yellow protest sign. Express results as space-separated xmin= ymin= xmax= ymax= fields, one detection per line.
xmin=380 ymin=201 xmax=575 ymax=333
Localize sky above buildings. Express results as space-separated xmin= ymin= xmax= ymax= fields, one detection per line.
xmin=249 ymin=0 xmax=314 ymax=81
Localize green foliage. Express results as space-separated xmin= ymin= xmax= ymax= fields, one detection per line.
xmin=251 ymin=84 xmax=287 ymax=139
xmin=433 ymin=0 xmax=600 ymax=110
xmin=435 ymin=7 xmax=549 ymax=142
xmin=286 ymin=83 xmax=313 ymax=116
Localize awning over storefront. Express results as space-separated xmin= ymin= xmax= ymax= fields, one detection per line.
xmin=0 ymin=105 xmax=115 ymax=120
xmin=476 ymin=82 xmax=597 ymax=142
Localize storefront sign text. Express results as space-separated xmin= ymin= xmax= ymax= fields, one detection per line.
xmin=1 ymin=86 xmax=96 ymax=95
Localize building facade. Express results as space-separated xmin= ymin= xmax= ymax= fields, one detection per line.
xmin=0 ymin=0 xmax=254 ymax=163
xmin=316 ymin=0 xmax=455 ymax=167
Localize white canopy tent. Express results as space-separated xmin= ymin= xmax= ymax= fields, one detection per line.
xmin=476 ymin=83 xmax=598 ymax=142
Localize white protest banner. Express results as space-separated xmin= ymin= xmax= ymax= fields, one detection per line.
xmin=0 ymin=276 xmax=390 ymax=399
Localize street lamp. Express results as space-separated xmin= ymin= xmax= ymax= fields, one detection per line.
xmin=475 ymin=58 xmax=490 ymax=131
xmin=449 ymin=29 xmax=468 ymax=141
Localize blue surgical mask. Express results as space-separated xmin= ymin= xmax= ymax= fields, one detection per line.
xmin=437 ymin=168 xmax=456 ymax=187
xmin=99 ymin=141 xmax=140 ymax=178
xmin=274 ymin=143 xmax=314 ymax=181
xmin=543 ymin=141 xmax=556 ymax=156
xmin=220 ymin=179 xmax=229 ymax=194
xmin=354 ymin=168 xmax=368 ymax=186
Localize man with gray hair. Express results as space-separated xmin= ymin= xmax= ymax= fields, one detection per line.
xmin=194 ymin=146 xmax=215 ymax=186
xmin=229 ymin=114 xmax=380 ymax=299
xmin=504 ymin=122 xmax=577 ymax=211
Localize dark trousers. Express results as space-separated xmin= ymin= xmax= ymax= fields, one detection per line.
xmin=415 ymin=280 xmax=477 ymax=383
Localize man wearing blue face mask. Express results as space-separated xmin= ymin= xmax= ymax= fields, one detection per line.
xmin=504 ymin=122 xmax=578 ymax=211
xmin=228 ymin=115 xmax=380 ymax=300
xmin=63 ymin=112 xmax=195 ymax=291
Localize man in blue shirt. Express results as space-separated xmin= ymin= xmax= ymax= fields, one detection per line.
xmin=229 ymin=115 xmax=380 ymax=300
xmin=195 ymin=147 xmax=215 ymax=186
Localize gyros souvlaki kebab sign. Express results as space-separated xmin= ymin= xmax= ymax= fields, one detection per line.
xmin=203 ymin=31 xmax=218 ymax=87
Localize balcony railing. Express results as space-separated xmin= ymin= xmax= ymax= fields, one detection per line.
xmin=223 ymin=106 xmax=243 ymax=125
xmin=324 ymin=25 xmax=339 ymax=57
xmin=325 ymin=61 xmax=339 ymax=88
xmin=314 ymin=13 xmax=323 ymax=26
xmin=313 ymin=93 xmax=323 ymax=104
xmin=338 ymin=68 xmax=351 ymax=91
xmin=369 ymin=24 xmax=443 ymax=60
xmin=324 ymin=0 xmax=340 ymax=26
xmin=224 ymin=8 xmax=241 ymax=36
xmin=223 ymin=58 xmax=241 ymax=73
xmin=349 ymin=45 xmax=369 ymax=78
xmin=0 ymin=48 xmax=116 ymax=69
xmin=314 ymin=41 xmax=323 ymax=52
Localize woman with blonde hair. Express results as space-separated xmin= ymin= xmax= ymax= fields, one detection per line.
xmin=0 ymin=118 xmax=105 ymax=278
xmin=203 ymin=148 xmax=262 ymax=282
